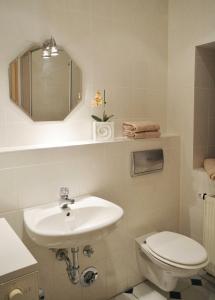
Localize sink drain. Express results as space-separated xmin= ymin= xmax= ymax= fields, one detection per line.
xmin=80 ymin=267 xmax=98 ymax=287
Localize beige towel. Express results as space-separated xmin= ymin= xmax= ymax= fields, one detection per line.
xmin=124 ymin=130 xmax=161 ymax=139
xmin=204 ymin=158 xmax=215 ymax=180
xmin=123 ymin=121 xmax=160 ymax=133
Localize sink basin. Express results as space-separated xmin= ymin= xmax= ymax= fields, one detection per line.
xmin=24 ymin=195 xmax=124 ymax=248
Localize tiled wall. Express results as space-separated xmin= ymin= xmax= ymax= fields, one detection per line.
xmin=167 ymin=0 xmax=215 ymax=242
xmin=0 ymin=136 xmax=179 ymax=300
xmin=194 ymin=45 xmax=215 ymax=168
xmin=0 ymin=0 xmax=168 ymax=147
xmin=0 ymin=1 xmax=182 ymax=299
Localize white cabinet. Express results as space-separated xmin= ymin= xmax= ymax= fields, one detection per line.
xmin=0 ymin=218 xmax=38 ymax=300
xmin=0 ymin=272 xmax=38 ymax=300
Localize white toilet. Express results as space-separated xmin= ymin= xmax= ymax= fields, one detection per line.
xmin=136 ymin=231 xmax=208 ymax=292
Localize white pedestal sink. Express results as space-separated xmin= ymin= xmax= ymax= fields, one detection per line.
xmin=24 ymin=195 xmax=124 ymax=248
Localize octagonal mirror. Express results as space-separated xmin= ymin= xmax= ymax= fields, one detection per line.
xmin=9 ymin=39 xmax=82 ymax=121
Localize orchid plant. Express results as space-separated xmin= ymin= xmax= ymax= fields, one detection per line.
xmin=91 ymin=89 xmax=114 ymax=122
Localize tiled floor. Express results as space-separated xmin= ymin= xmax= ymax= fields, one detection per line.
xmin=112 ymin=277 xmax=215 ymax=300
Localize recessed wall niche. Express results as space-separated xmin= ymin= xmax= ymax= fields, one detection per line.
xmin=193 ymin=42 xmax=215 ymax=168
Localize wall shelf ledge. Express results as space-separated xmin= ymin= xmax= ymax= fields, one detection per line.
xmin=0 ymin=134 xmax=179 ymax=154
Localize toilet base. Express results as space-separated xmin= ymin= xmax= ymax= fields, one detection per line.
xmin=137 ymin=250 xmax=178 ymax=291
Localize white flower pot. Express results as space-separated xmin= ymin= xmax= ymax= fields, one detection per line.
xmin=93 ymin=121 xmax=114 ymax=141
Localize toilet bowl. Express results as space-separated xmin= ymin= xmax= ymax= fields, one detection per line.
xmin=136 ymin=231 xmax=208 ymax=292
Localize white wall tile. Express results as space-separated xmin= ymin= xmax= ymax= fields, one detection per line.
xmin=0 ymin=1 xmax=180 ymax=299
xmin=0 ymin=0 xmax=167 ymax=147
xmin=0 ymin=168 xmax=18 ymax=212
xmin=0 ymin=136 xmax=179 ymax=300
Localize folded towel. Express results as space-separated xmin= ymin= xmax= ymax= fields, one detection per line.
xmin=123 ymin=121 xmax=160 ymax=133
xmin=204 ymin=158 xmax=215 ymax=180
xmin=123 ymin=130 xmax=161 ymax=139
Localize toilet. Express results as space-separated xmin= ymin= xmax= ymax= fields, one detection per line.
xmin=136 ymin=231 xmax=208 ymax=292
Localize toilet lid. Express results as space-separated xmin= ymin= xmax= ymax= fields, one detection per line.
xmin=146 ymin=231 xmax=208 ymax=265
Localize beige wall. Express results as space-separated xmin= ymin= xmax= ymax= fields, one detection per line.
xmin=0 ymin=136 xmax=179 ymax=300
xmin=167 ymin=0 xmax=215 ymax=242
xmin=0 ymin=1 xmax=181 ymax=300
xmin=0 ymin=0 xmax=168 ymax=147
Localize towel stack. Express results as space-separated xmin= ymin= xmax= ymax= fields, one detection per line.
xmin=204 ymin=158 xmax=215 ymax=180
xmin=122 ymin=121 xmax=161 ymax=139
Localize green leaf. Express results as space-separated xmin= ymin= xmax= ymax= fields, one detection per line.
xmin=105 ymin=114 xmax=114 ymax=121
xmin=91 ymin=115 xmax=102 ymax=122
xmin=103 ymin=112 xmax=107 ymax=121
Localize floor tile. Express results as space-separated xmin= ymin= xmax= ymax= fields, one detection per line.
xmin=202 ymin=278 xmax=215 ymax=293
xmin=182 ymin=285 xmax=210 ymax=300
xmin=169 ymin=291 xmax=181 ymax=299
xmin=191 ymin=278 xmax=203 ymax=286
xmin=111 ymin=278 xmax=215 ymax=300
xmin=113 ymin=293 xmax=137 ymax=300
xmin=133 ymin=282 xmax=166 ymax=300
xmin=125 ymin=288 xmax=134 ymax=294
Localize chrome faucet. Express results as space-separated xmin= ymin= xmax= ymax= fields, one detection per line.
xmin=59 ymin=187 xmax=75 ymax=209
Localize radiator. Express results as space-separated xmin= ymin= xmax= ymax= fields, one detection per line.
xmin=203 ymin=195 xmax=215 ymax=276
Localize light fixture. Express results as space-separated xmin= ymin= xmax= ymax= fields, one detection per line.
xmin=42 ymin=48 xmax=50 ymax=59
xmin=50 ymin=37 xmax=59 ymax=56
xmin=42 ymin=37 xmax=59 ymax=58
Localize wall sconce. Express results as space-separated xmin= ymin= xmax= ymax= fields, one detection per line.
xmin=42 ymin=37 xmax=59 ymax=58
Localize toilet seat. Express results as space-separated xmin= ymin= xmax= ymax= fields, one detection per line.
xmin=141 ymin=231 xmax=208 ymax=270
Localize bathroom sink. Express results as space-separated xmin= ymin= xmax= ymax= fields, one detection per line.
xmin=24 ymin=195 xmax=124 ymax=248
